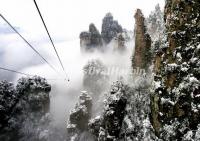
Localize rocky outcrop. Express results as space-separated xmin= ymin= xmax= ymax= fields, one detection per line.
xmin=80 ymin=13 xmax=124 ymax=51
xmin=0 ymin=76 xmax=51 ymax=141
xmin=113 ymin=33 xmax=126 ymax=52
xmin=89 ymin=23 xmax=103 ymax=47
xmin=80 ymin=32 xmax=91 ymax=49
xmin=101 ymin=13 xmax=123 ymax=44
xmin=80 ymin=23 xmax=102 ymax=51
xmin=151 ymin=0 xmax=200 ymax=140
xmin=67 ymin=81 xmax=132 ymax=141
xmin=98 ymin=81 xmax=127 ymax=141
xmin=68 ymin=79 xmax=158 ymax=140
xmin=132 ymin=9 xmax=152 ymax=71
xmin=67 ymin=91 xmax=92 ymax=141
xmin=86 ymin=81 xmax=129 ymax=141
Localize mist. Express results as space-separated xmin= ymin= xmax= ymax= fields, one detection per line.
xmin=0 ymin=20 xmax=134 ymax=136
xmin=6 ymin=36 xmax=132 ymax=133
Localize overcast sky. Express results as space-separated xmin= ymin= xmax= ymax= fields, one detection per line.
xmin=0 ymin=0 xmax=165 ymax=81
xmin=0 ymin=0 xmax=165 ymax=40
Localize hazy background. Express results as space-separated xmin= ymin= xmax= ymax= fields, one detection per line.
xmin=0 ymin=0 xmax=165 ymax=39
xmin=0 ymin=0 xmax=164 ymax=81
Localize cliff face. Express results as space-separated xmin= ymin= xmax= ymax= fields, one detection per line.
xmin=151 ymin=0 xmax=200 ymax=140
xmin=132 ymin=9 xmax=152 ymax=71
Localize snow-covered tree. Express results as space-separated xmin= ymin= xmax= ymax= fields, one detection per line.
xmin=0 ymin=81 xmax=17 ymax=129
xmin=83 ymin=59 xmax=108 ymax=97
xmin=146 ymin=4 xmax=165 ymax=42
xmin=0 ymin=76 xmax=51 ymax=141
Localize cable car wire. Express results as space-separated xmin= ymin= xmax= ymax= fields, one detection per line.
xmin=0 ymin=14 xmax=61 ymax=77
xmin=0 ymin=66 xmax=35 ymax=77
xmin=33 ymin=0 xmax=70 ymax=82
